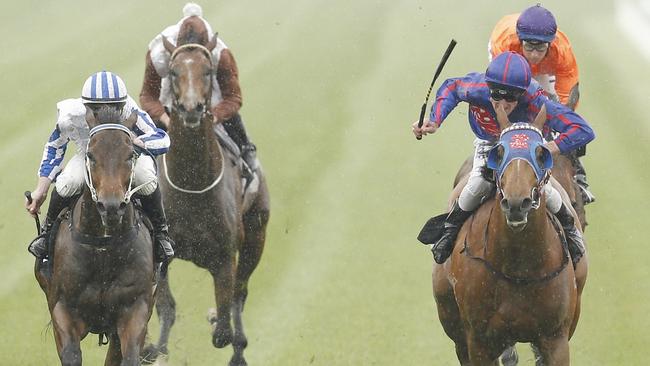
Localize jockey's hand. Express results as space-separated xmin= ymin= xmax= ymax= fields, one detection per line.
xmin=159 ymin=113 xmax=171 ymax=130
xmin=133 ymin=137 xmax=146 ymax=149
xmin=544 ymin=141 xmax=561 ymax=158
xmin=26 ymin=177 xmax=52 ymax=218
xmin=412 ymin=119 xmax=438 ymax=139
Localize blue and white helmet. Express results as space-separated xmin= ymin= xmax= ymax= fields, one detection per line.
xmin=81 ymin=71 xmax=128 ymax=104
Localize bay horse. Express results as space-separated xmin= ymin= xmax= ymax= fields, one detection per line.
xmin=142 ymin=17 xmax=270 ymax=366
xmin=35 ymin=108 xmax=157 ymax=365
xmin=433 ymin=107 xmax=588 ymax=365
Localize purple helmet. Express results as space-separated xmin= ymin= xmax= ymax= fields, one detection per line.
xmin=485 ymin=51 xmax=532 ymax=91
xmin=516 ymin=4 xmax=557 ymax=43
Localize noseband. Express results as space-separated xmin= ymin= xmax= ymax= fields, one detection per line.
xmin=84 ymin=124 xmax=154 ymax=203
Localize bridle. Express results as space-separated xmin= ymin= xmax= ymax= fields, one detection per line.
xmin=84 ymin=124 xmax=155 ymax=203
xmin=168 ymin=43 xmax=214 ymax=121
xmin=163 ymin=42 xmax=224 ymax=194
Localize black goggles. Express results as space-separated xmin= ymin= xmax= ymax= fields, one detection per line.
xmin=489 ymin=88 xmax=524 ymax=102
xmin=522 ymin=40 xmax=550 ymax=52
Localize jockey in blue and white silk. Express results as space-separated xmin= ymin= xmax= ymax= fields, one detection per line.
xmin=40 ymin=95 xmax=169 ymax=198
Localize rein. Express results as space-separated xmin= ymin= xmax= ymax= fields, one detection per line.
xmin=84 ymin=124 xmax=155 ymax=203
xmin=461 ymin=206 xmax=570 ymax=285
xmin=162 ymin=151 xmax=224 ymax=194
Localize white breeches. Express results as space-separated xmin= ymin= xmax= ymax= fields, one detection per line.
xmin=55 ymin=153 xmax=158 ymax=197
xmin=458 ymin=138 xmax=562 ymax=214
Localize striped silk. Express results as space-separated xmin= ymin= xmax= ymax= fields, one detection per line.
xmin=81 ymin=71 xmax=127 ymax=103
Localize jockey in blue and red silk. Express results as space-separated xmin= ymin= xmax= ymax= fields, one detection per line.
xmin=412 ymin=51 xmax=595 ymax=265
xmin=25 ymin=71 xmax=175 ymax=266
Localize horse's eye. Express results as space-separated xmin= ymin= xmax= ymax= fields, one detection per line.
xmin=169 ymin=69 xmax=177 ymax=78
xmin=86 ymin=152 xmax=95 ymax=162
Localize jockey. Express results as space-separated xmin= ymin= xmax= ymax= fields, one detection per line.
xmin=139 ymin=2 xmax=258 ymax=173
xmin=25 ymin=71 xmax=175 ymax=266
xmin=488 ymin=4 xmax=595 ymax=204
xmin=412 ymin=51 xmax=595 ymax=265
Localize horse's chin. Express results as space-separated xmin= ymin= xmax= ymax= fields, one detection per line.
xmin=506 ymin=219 xmax=528 ymax=232
xmin=183 ymin=120 xmax=202 ymax=129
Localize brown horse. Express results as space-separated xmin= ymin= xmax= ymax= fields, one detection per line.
xmin=36 ymin=109 xmax=156 ymax=366
xmin=433 ymin=109 xmax=587 ymax=365
xmin=141 ymin=17 xmax=270 ymax=366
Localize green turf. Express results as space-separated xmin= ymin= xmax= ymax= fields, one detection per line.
xmin=1 ymin=0 xmax=649 ymax=364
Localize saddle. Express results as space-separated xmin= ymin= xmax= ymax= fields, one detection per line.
xmin=212 ymin=124 xmax=260 ymax=196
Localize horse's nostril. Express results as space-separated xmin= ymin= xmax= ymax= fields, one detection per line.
xmin=178 ymin=104 xmax=186 ymax=112
xmin=119 ymin=202 xmax=127 ymax=212
xmin=521 ymin=198 xmax=533 ymax=211
xmin=500 ymin=198 xmax=510 ymax=211
xmin=96 ymin=202 xmax=106 ymax=213
xmin=196 ymin=103 xmax=204 ymax=112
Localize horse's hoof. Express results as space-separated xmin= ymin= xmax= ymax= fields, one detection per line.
xmin=229 ymin=356 xmax=248 ymax=366
xmin=212 ymin=327 xmax=233 ymax=348
xmin=141 ymin=344 xmax=167 ymax=364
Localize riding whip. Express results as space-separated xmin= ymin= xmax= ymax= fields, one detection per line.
xmin=417 ymin=39 xmax=457 ymax=140
xmin=24 ymin=191 xmax=41 ymax=235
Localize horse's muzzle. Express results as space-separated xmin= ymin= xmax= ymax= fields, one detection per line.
xmin=96 ymin=198 xmax=127 ymax=227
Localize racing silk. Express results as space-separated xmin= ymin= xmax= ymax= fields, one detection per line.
xmin=38 ymin=96 xmax=170 ymax=180
xmin=429 ymin=72 xmax=594 ymax=154
xmin=139 ymin=17 xmax=242 ymax=123
xmin=488 ymin=13 xmax=579 ymax=106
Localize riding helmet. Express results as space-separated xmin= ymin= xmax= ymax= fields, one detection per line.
xmin=516 ymin=4 xmax=557 ymax=43
xmin=81 ymin=71 xmax=128 ymax=103
xmin=485 ymin=51 xmax=532 ymax=91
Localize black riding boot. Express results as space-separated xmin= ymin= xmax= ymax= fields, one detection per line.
xmin=139 ymin=186 xmax=175 ymax=263
xmin=555 ymin=202 xmax=585 ymax=266
xmin=28 ymin=190 xmax=74 ymax=259
xmin=573 ymin=158 xmax=595 ymax=205
xmin=223 ymin=114 xmax=257 ymax=172
xmin=431 ymin=200 xmax=473 ymax=264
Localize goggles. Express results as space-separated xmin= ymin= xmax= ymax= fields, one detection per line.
xmin=522 ymin=40 xmax=550 ymax=52
xmin=489 ymin=87 xmax=524 ymax=102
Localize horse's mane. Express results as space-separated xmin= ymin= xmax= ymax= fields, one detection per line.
xmin=93 ymin=106 xmax=125 ymax=124
xmin=178 ymin=16 xmax=210 ymax=46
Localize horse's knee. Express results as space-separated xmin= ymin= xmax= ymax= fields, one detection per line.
xmin=60 ymin=343 xmax=82 ymax=366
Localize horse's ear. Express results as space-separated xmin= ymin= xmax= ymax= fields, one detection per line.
xmin=85 ymin=105 xmax=98 ymax=128
xmin=162 ymin=34 xmax=176 ymax=54
xmin=124 ymin=110 xmax=139 ymax=129
xmin=205 ymin=32 xmax=218 ymax=51
xmin=532 ymin=103 xmax=547 ymax=131
xmin=495 ymin=104 xmax=511 ymax=130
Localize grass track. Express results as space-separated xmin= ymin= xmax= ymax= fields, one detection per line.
xmin=1 ymin=0 xmax=649 ymax=364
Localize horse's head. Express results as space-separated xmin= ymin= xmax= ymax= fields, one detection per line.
xmin=487 ymin=105 xmax=552 ymax=231
xmin=84 ymin=106 xmax=139 ymax=227
xmin=162 ymin=16 xmax=217 ymax=128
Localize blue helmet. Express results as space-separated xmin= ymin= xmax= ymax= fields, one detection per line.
xmin=516 ymin=4 xmax=557 ymax=43
xmin=81 ymin=71 xmax=128 ymax=104
xmin=485 ymin=51 xmax=531 ymax=91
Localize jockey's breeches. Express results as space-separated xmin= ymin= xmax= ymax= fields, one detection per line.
xmin=54 ymin=153 xmax=158 ymax=197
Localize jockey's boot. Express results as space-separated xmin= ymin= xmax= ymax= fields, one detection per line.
xmin=28 ymin=190 xmax=74 ymax=260
xmin=573 ymin=156 xmax=595 ymax=205
xmin=223 ymin=114 xmax=257 ymax=174
xmin=555 ymin=202 xmax=585 ymax=266
xmin=140 ymin=186 xmax=175 ymax=263
xmin=431 ymin=200 xmax=473 ymax=264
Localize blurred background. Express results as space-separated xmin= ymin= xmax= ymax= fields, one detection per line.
xmin=1 ymin=0 xmax=649 ymax=364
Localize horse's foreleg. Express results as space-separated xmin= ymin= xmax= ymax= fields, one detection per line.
xmin=228 ymin=209 xmax=269 ymax=366
xmin=142 ymin=272 xmax=176 ymax=364
xmin=532 ymin=334 xmax=570 ymax=366
xmin=209 ymin=251 xmax=236 ymax=349
xmin=104 ymin=335 xmax=122 ymax=366
xmin=51 ymin=302 xmax=86 ymax=366
xmin=467 ymin=332 xmax=501 ymax=366
xmin=117 ymin=299 xmax=151 ymax=366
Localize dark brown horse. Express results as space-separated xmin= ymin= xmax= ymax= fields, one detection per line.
xmin=36 ymin=109 xmax=156 ymax=366
xmin=433 ymin=109 xmax=587 ymax=365
xmin=142 ymin=17 xmax=270 ymax=366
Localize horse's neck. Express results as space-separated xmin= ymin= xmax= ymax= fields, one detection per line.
xmin=167 ymin=120 xmax=223 ymax=186
xmin=488 ymin=201 xmax=560 ymax=275
xmin=74 ymin=190 xmax=135 ymax=237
